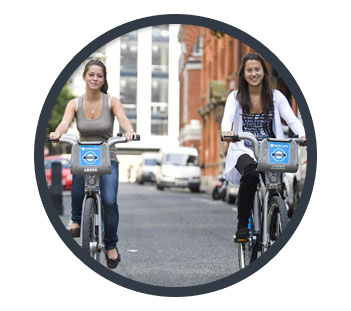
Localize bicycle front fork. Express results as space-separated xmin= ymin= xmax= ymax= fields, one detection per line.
xmin=95 ymin=193 xmax=104 ymax=252
xmin=261 ymin=191 xmax=270 ymax=253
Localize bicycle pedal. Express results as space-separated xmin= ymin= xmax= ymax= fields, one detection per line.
xmin=233 ymin=235 xmax=249 ymax=243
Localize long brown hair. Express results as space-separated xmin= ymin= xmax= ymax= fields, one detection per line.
xmin=236 ymin=53 xmax=273 ymax=116
xmin=83 ymin=59 xmax=108 ymax=94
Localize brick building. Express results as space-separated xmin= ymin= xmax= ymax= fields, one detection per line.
xmin=178 ymin=25 xmax=204 ymax=150
xmin=178 ymin=25 xmax=298 ymax=188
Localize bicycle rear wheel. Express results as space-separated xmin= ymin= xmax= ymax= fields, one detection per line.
xmin=268 ymin=195 xmax=289 ymax=244
xmin=82 ymin=197 xmax=99 ymax=259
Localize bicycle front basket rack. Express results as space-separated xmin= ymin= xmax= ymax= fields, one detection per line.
xmin=256 ymin=138 xmax=299 ymax=173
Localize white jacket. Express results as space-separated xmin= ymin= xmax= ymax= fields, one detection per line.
xmin=221 ymin=89 xmax=305 ymax=184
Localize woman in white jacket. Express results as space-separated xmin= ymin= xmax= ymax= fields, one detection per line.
xmin=221 ymin=53 xmax=305 ymax=239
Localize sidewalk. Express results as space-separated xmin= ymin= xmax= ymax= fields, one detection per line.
xmin=200 ymin=183 xmax=213 ymax=194
xmin=59 ymin=191 xmax=72 ymax=227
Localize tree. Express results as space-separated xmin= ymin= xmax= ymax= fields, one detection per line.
xmin=210 ymin=29 xmax=224 ymax=39
xmin=45 ymin=83 xmax=74 ymax=151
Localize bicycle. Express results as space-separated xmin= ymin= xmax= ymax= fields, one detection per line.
xmin=223 ymin=133 xmax=306 ymax=269
xmin=48 ymin=133 xmax=140 ymax=262
xmin=212 ymin=172 xmax=228 ymax=201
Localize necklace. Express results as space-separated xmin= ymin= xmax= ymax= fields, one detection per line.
xmin=89 ymin=103 xmax=99 ymax=114
xmin=83 ymin=94 xmax=101 ymax=116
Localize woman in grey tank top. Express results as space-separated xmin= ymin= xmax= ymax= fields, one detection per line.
xmin=50 ymin=59 xmax=136 ymax=268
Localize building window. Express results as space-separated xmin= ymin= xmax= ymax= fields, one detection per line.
xmin=120 ymin=76 xmax=137 ymax=130
xmin=120 ymin=31 xmax=138 ymax=131
xmin=152 ymin=77 xmax=168 ymax=103
xmin=192 ymin=37 xmax=202 ymax=56
xmin=151 ymin=25 xmax=169 ymax=135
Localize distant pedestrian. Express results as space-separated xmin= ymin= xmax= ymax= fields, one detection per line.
xmin=50 ymin=59 xmax=136 ymax=268
xmin=127 ymin=164 xmax=133 ymax=183
xmin=221 ymin=53 xmax=306 ymax=239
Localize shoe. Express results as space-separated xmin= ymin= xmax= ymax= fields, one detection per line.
xmin=235 ymin=224 xmax=249 ymax=240
xmin=67 ymin=225 xmax=80 ymax=238
xmin=105 ymin=248 xmax=121 ymax=269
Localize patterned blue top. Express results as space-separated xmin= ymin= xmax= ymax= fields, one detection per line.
xmin=242 ymin=108 xmax=275 ymax=150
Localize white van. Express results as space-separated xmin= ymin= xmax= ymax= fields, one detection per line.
xmin=136 ymin=152 xmax=159 ymax=184
xmin=155 ymin=146 xmax=201 ymax=192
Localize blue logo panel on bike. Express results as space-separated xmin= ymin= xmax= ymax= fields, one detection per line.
xmin=80 ymin=145 xmax=101 ymax=166
xmin=269 ymin=142 xmax=289 ymax=164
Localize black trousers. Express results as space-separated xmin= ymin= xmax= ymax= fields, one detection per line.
xmin=235 ymin=154 xmax=260 ymax=227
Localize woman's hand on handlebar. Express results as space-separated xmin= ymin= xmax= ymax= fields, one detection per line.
xmin=299 ymin=135 xmax=307 ymax=146
xmin=49 ymin=132 xmax=61 ymax=141
xmin=221 ymin=131 xmax=235 ymax=142
xmin=125 ymin=130 xmax=136 ymax=142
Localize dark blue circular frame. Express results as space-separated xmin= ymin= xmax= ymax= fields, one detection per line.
xmin=34 ymin=14 xmax=317 ymax=297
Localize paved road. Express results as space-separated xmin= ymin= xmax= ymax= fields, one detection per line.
xmin=61 ymin=182 xmax=240 ymax=287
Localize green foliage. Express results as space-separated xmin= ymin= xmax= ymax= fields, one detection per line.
xmin=45 ymin=83 xmax=74 ymax=146
xmin=210 ymin=29 xmax=225 ymax=39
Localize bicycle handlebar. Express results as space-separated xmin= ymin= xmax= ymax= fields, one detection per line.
xmin=221 ymin=133 xmax=306 ymax=159
xmin=47 ymin=133 xmax=140 ymax=149
xmin=222 ymin=132 xmax=260 ymax=159
xmin=107 ymin=134 xmax=140 ymax=148
xmin=293 ymin=138 xmax=307 ymax=145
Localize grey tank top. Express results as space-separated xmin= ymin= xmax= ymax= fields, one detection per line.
xmin=76 ymin=94 xmax=117 ymax=161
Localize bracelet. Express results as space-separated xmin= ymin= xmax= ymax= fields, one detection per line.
xmin=126 ymin=130 xmax=134 ymax=133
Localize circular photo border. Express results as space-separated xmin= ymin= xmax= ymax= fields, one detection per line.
xmin=34 ymin=14 xmax=317 ymax=297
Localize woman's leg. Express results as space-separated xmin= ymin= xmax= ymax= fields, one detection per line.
xmin=235 ymin=154 xmax=260 ymax=238
xmin=100 ymin=160 xmax=119 ymax=252
xmin=71 ymin=174 xmax=85 ymax=225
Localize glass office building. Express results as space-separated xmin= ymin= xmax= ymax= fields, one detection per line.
xmin=151 ymin=25 xmax=169 ymax=136
xmin=120 ymin=30 xmax=138 ymax=132
xmin=69 ymin=24 xmax=180 ymax=151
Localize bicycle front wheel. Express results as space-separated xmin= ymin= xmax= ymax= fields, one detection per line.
xmin=82 ymin=197 xmax=98 ymax=258
xmin=267 ymin=195 xmax=289 ymax=244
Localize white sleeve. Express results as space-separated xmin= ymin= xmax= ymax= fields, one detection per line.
xmin=221 ymin=91 xmax=237 ymax=132
xmin=275 ymin=90 xmax=305 ymax=137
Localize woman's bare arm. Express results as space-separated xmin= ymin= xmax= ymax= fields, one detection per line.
xmin=110 ymin=97 xmax=136 ymax=141
xmin=49 ymin=99 xmax=76 ymax=139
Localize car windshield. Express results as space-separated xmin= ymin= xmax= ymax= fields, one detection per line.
xmin=44 ymin=158 xmax=70 ymax=169
xmin=143 ymin=159 xmax=158 ymax=166
xmin=164 ymin=154 xmax=198 ymax=166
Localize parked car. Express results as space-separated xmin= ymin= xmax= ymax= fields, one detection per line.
xmin=44 ymin=155 xmax=72 ymax=190
xmin=281 ymin=142 xmax=307 ymax=217
xmin=290 ymin=144 xmax=307 ymax=217
xmin=155 ymin=146 xmax=201 ymax=192
xmin=281 ymin=112 xmax=307 ymax=217
xmin=136 ymin=152 xmax=159 ymax=184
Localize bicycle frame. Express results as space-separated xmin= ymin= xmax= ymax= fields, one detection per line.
xmin=252 ymin=182 xmax=262 ymax=242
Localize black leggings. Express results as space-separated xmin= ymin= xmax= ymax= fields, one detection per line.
xmin=235 ymin=154 xmax=260 ymax=226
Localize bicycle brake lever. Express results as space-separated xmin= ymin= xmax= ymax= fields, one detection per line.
xmin=46 ymin=138 xmax=59 ymax=142
xmin=222 ymin=135 xmax=241 ymax=142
